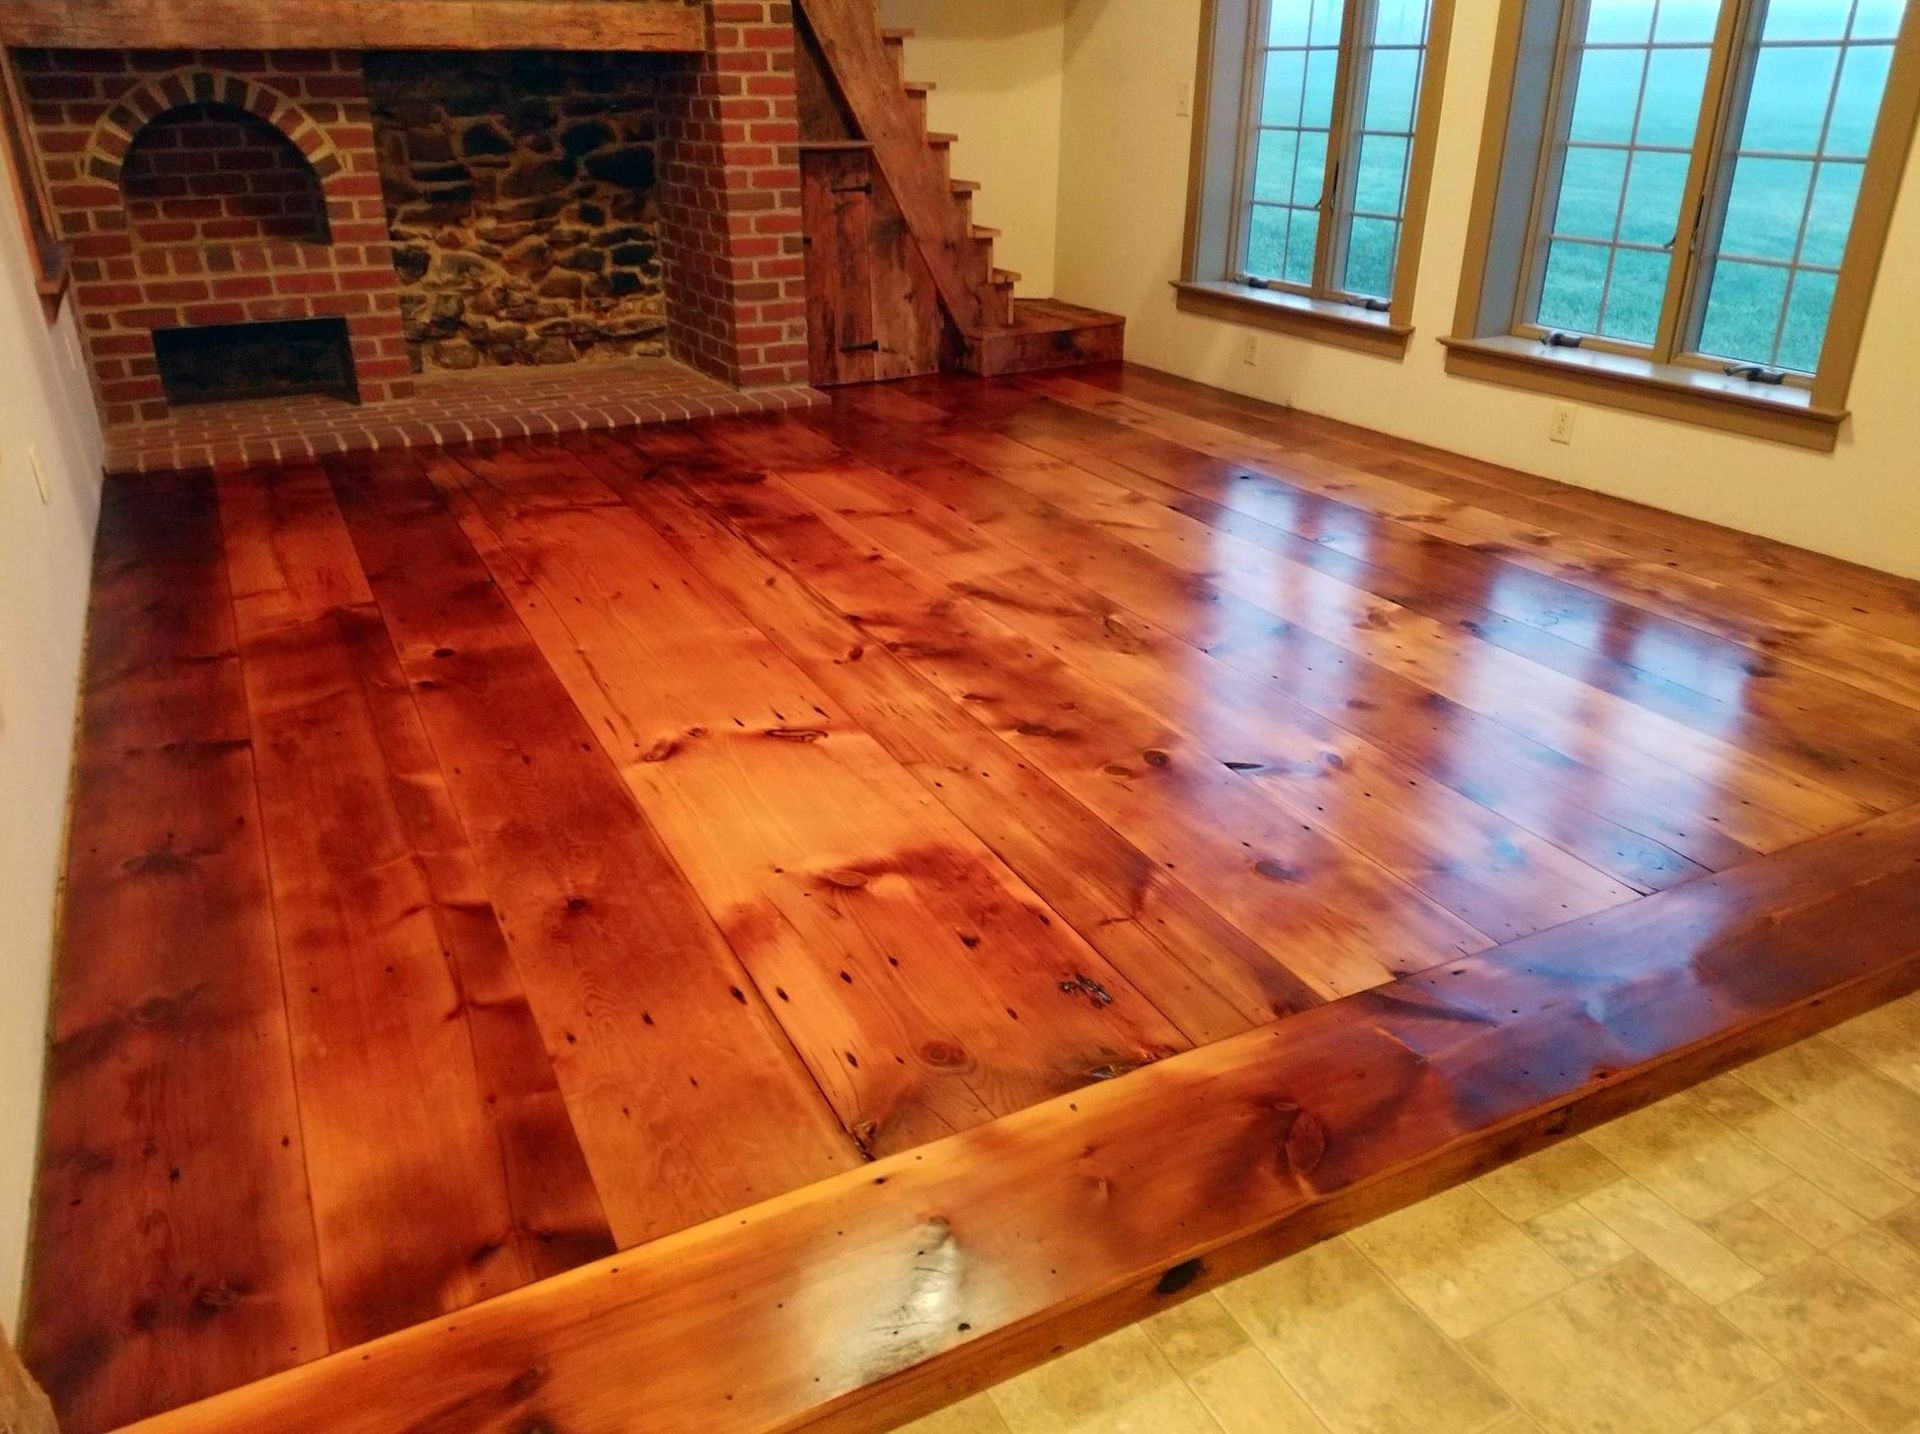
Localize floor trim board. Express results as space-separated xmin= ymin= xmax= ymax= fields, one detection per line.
xmin=123 ymin=806 xmax=1920 ymax=1433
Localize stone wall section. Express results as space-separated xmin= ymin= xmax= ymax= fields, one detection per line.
xmin=366 ymin=52 xmax=671 ymax=372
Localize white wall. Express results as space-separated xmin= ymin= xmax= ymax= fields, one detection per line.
xmin=0 ymin=144 xmax=106 ymax=1329
xmin=1056 ymin=0 xmax=1920 ymax=581
xmin=878 ymin=0 xmax=1068 ymax=295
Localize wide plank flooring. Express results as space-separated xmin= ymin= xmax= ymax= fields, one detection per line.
xmin=26 ymin=366 xmax=1920 ymax=1431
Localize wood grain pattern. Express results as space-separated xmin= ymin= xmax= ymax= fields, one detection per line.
xmin=123 ymin=806 xmax=1920 ymax=1434
xmin=0 ymin=0 xmax=707 ymax=51
xmin=29 ymin=365 xmax=1920 ymax=1431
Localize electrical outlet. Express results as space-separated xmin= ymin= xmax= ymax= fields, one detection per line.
xmin=1549 ymin=407 xmax=1576 ymax=445
xmin=1241 ymin=333 xmax=1260 ymax=367
xmin=29 ymin=446 xmax=51 ymax=504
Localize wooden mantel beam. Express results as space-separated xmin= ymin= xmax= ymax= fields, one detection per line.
xmin=0 ymin=0 xmax=708 ymax=52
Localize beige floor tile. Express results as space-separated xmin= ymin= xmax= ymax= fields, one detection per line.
xmin=1581 ymin=1179 xmax=1765 ymax=1303
xmin=1482 ymin=1416 xmax=1547 ymax=1434
xmin=1694 ymin=1380 xmax=1866 ymax=1433
xmin=1717 ymin=1103 xmax=1913 ymax=1220
xmin=897 ymin=1392 xmax=1015 ymax=1434
xmin=1215 ymin=1238 xmax=1511 ymax=1434
xmin=1690 ymin=1072 xmax=1777 ymax=1125
xmin=1828 ymin=1223 xmax=1920 ymax=1318
xmin=1582 ymin=1096 xmax=1789 ymax=1219
xmin=1824 ymin=995 xmax=1920 ymax=1096
xmin=1347 ymin=1185 xmax=1571 ymax=1339
xmin=1721 ymin=1257 xmax=1920 ymax=1433
xmin=1702 ymin=1201 xmax=1816 ymax=1277
xmin=1144 ymin=1293 xmax=1251 ymax=1377
xmin=1526 ymin=1203 xmax=1634 ymax=1279
xmin=989 ymin=1326 xmax=1221 ymax=1434
xmin=1473 ymin=1138 xmax=1623 ymax=1222
xmin=1886 ymin=1203 xmax=1920 ymax=1250
xmin=1462 ymin=1256 xmax=1781 ymax=1434
xmin=1186 ymin=1347 xmax=1328 ymax=1434
xmin=1752 ymin=1176 xmax=1870 ymax=1249
xmin=1736 ymin=1041 xmax=1920 ymax=1191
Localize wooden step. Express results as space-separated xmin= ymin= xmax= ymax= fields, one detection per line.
xmin=926 ymin=131 xmax=960 ymax=148
xmin=960 ymin=298 xmax=1127 ymax=378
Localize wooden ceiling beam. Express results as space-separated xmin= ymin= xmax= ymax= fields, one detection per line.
xmin=0 ymin=0 xmax=708 ymax=52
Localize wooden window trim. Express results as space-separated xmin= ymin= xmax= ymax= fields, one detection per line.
xmin=1179 ymin=0 xmax=1459 ymax=358
xmin=1449 ymin=0 xmax=1920 ymax=442
xmin=1 ymin=47 xmax=68 ymax=320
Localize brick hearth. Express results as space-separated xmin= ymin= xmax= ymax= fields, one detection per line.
xmin=101 ymin=354 xmax=825 ymax=475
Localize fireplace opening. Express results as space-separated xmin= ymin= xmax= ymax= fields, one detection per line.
xmin=121 ymin=102 xmax=331 ymax=246
xmin=153 ymin=319 xmax=359 ymax=407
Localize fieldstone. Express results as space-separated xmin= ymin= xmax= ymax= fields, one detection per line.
xmin=534 ymin=336 xmax=575 ymax=364
xmin=461 ymin=121 xmax=513 ymax=158
xmin=540 ymin=272 xmax=587 ymax=300
xmin=500 ymin=159 xmax=573 ymax=200
xmin=585 ymin=146 xmax=654 ymax=190
xmin=560 ymin=120 xmax=616 ymax=158
xmin=432 ymin=338 xmax=480 ymax=369
xmin=393 ymin=246 xmax=431 ymax=284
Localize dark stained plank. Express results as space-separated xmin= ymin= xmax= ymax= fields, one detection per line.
xmin=662 ymin=431 xmax=1491 ymax=998
xmin=1026 ymin=370 xmax=1920 ymax=714
xmin=423 ymin=442 xmax=1190 ymax=1156
xmin=981 ymin=377 xmax=1920 ymax=814
xmin=24 ymin=475 xmax=328 ymax=1434
xmin=801 ymin=148 xmax=878 ymax=388
xmin=217 ymin=466 xmax=615 ymax=1347
xmin=321 ymin=449 xmax=860 ymax=1246
xmin=121 ymin=806 xmax=1920 ymax=1434
xmin=719 ymin=416 xmax=1642 ymax=944
xmin=588 ymin=427 xmax=1324 ymax=1039
xmin=842 ymin=383 xmax=1866 ymax=856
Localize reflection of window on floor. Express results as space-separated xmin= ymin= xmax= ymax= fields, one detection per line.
xmin=1243 ymin=0 xmax=1439 ymax=303
xmin=1471 ymin=0 xmax=1914 ymax=390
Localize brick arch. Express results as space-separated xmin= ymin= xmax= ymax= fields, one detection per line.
xmin=85 ymin=69 xmax=344 ymax=192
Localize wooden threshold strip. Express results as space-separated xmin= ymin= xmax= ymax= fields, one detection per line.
xmin=127 ymin=807 xmax=1920 ymax=1434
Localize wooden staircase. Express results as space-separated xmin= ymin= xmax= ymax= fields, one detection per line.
xmin=794 ymin=0 xmax=1125 ymax=382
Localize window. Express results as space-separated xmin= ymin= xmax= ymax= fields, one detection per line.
xmin=1450 ymin=0 xmax=1920 ymax=446
xmin=1179 ymin=0 xmax=1459 ymax=353
xmin=1 ymin=49 xmax=68 ymax=319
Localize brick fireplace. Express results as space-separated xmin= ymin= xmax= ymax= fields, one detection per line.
xmin=12 ymin=6 xmax=812 ymax=441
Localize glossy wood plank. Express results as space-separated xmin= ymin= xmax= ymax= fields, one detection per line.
xmin=217 ymin=466 xmax=615 ymax=1346
xmin=731 ymin=414 xmax=1643 ymax=943
xmin=123 ymin=805 xmax=1920 ymax=1434
xmin=988 ymin=376 xmax=1920 ymax=814
xmin=24 ymin=475 xmax=328 ymax=1434
xmin=585 ymin=429 xmax=1322 ymax=1040
xmin=1026 ymin=370 xmax=1920 ymax=714
xmin=425 ymin=443 xmax=1189 ymax=1155
xmin=852 ymin=382 xmax=1866 ymax=855
xmin=321 ymin=450 xmax=860 ymax=1244
xmin=1091 ymin=363 xmax=1920 ymax=649
xmin=663 ymin=431 xmax=1490 ymax=998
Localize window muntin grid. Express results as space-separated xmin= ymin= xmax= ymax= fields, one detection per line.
xmin=1238 ymin=0 xmax=1437 ymax=300
xmin=1693 ymin=0 xmax=1908 ymax=372
xmin=1528 ymin=0 xmax=1724 ymax=346
xmin=1334 ymin=0 xmax=1436 ymax=298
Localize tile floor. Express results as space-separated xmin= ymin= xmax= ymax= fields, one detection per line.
xmin=903 ymin=991 xmax=1920 ymax=1434
xmin=102 ymin=356 xmax=827 ymax=475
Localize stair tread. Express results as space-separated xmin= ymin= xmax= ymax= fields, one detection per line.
xmin=950 ymin=179 xmax=981 ymax=193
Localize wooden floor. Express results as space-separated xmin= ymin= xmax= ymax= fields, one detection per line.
xmin=27 ymin=365 xmax=1920 ymax=1433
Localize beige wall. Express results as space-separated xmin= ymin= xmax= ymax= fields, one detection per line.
xmin=1056 ymin=0 xmax=1920 ymax=581
xmin=0 ymin=148 xmax=105 ymax=1325
xmin=878 ymin=0 xmax=1067 ymax=295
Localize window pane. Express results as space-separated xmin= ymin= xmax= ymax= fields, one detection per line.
xmin=1552 ymin=146 xmax=1630 ymax=239
xmin=1600 ymin=247 xmax=1672 ymax=343
xmin=1295 ymin=129 xmax=1329 ymax=204
xmin=1364 ymin=48 xmax=1421 ymax=133
xmin=1342 ymin=215 xmax=1400 ymax=297
xmin=1588 ymin=0 xmax=1657 ymax=44
xmin=1355 ymin=133 xmax=1410 ymax=213
xmin=1638 ymin=48 xmax=1711 ymax=146
xmin=1538 ymin=241 xmax=1607 ymax=332
xmin=1262 ymin=50 xmax=1308 ymax=125
xmin=1304 ymin=46 xmax=1340 ymax=126
xmin=1719 ymin=157 xmax=1814 ymax=260
xmin=1373 ymin=0 xmax=1427 ymax=44
xmin=1569 ymin=49 xmax=1650 ymax=144
xmin=1252 ymin=130 xmax=1300 ymax=203
xmin=1655 ymin=0 xmax=1723 ymax=43
xmin=1778 ymin=269 xmax=1838 ymax=372
xmin=1691 ymin=0 xmax=1906 ymax=371
xmin=1697 ymin=259 xmax=1789 ymax=361
xmin=1618 ymin=150 xmax=1690 ymax=245
xmin=1248 ymin=204 xmax=1292 ymax=274
xmin=1801 ymin=161 xmax=1864 ymax=266
xmin=1268 ymin=0 xmax=1314 ymax=46
xmin=1286 ymin=206 xmax=1321 ymax=284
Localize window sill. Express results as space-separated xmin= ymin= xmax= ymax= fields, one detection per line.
xmin=1439 ymin=333 xmax=1847 ymax=452
xmin=1173 ymin=280 xmax=1413 ymax=358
